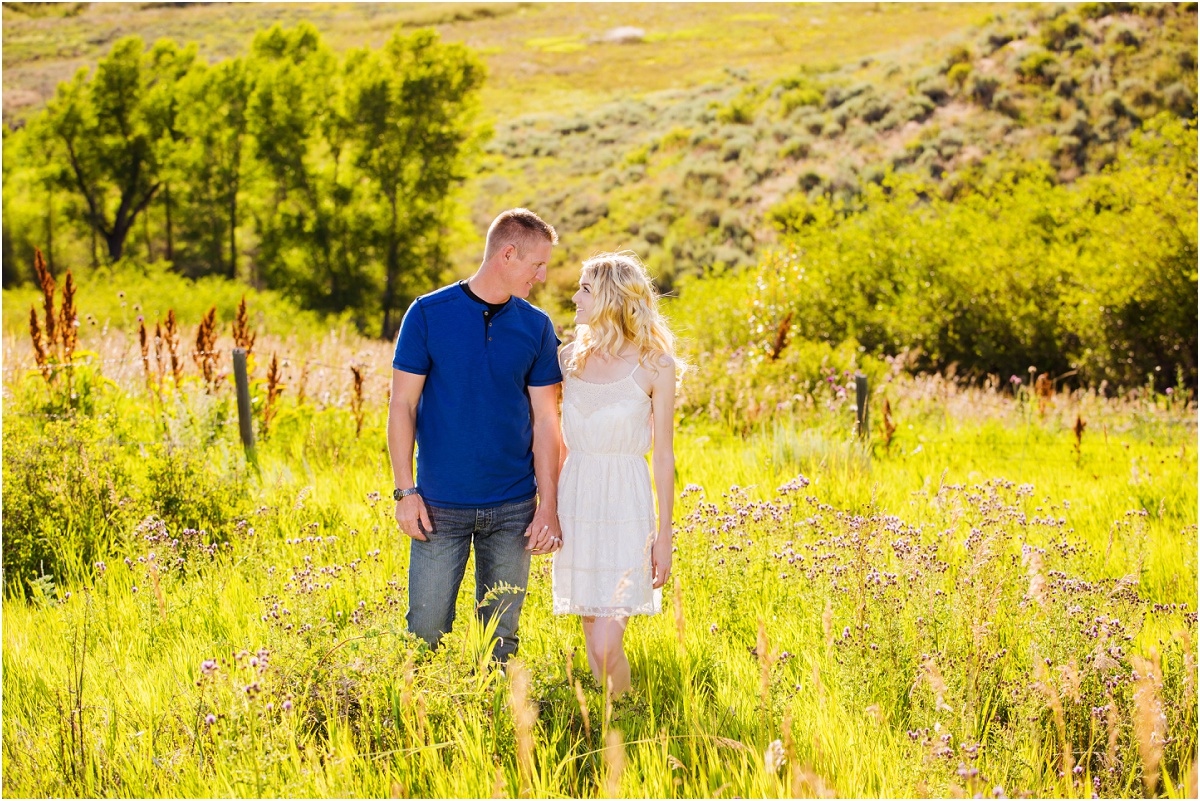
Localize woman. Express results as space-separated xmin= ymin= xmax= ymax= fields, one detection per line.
xmin=553 ymin=251 xmax=681 ymax=696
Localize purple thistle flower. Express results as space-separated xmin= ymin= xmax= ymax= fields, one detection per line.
xmin=205 ymin=713 xmax=217 ymax=726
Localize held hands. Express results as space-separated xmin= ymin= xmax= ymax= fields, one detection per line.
xmin=395 ymin=494 xmax=432 ymax=542
xmin=525 ymin=504 xmax=562 ymax=556
xmin=651 ymin=526 xmax=673 ymax=589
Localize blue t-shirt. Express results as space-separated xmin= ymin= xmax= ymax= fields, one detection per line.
xmin=392 ymin=283 xmax=562 ymax=508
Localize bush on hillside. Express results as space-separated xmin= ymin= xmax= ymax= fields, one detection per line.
xmin=729 ymin=115 xmax=1197 ymax=390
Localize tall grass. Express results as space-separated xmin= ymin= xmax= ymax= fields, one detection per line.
xmin=2 ymin=315 xmax=1195 ymax=796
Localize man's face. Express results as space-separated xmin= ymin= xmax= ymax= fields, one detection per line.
xmin=503 ymin=240 xmax=553 ymax=299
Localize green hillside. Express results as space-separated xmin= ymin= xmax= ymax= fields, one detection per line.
xmin=2 ymin=2 xmax=1195 ymax=387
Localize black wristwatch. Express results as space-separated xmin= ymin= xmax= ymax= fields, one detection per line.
xmin=393 ymin=487 xmax=419 ymax=501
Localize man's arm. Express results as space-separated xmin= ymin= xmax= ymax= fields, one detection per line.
xmin=526 ymin=383 xmax=563 ymax=554
xmin=388 ymin=368 xmax=432 ymax=541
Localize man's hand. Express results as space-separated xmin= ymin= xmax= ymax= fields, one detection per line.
xmin=525 ymin=503 xmax=562 ymax=555
xmin=651 ymin=527 xmax=673 ymax=589
xmin=395 ymin=494 xmax=432 ymax=542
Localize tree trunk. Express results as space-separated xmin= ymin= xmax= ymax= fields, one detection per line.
xmin=381 ymin=193 xmax=400 ymax=340
xmin=164 ymin=183 xmax=174 ymax=263
xmin=1 ymin=200 xmax=16 ymax=287
xmin=143 ymin=205 xmax=153 ymax=262
xmin=228 ymin=188 xmax=238 ymax=280
xmin=45 ymin=186 xmax=54 ymax=273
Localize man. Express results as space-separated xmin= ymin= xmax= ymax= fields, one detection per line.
xmin=388 ymin=208 xmax=563 ymax=663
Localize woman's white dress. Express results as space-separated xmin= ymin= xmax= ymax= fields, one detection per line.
xmin=553 ymin=362 xmax=661 ymax=617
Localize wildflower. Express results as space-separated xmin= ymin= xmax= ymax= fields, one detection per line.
xmin=201 ymin=659 xmax=218 ymax=675
xmin=1010 ymin=375 xmax=1021 ymax=386
xmin=763 ymin=739 xmax=786 ymax=774
xmin=205 ymin=713 xmax=216 ymax=726
xmin=132 ymin=585 xmax=139 ymax=594
xmin=282 ymin=699 xmax=293 ymax=712
xmin=95 ymin=561 xmax=107 ymax=576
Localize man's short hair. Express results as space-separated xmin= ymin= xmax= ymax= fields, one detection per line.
xmin=484 ymin=208 xmax=558 ymax=261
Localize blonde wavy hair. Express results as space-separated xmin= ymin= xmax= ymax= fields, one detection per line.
xmin=566 ymin=251 xmax=683 ymax=380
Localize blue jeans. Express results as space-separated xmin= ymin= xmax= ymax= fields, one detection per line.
xmin=406 ymin=497 xmax=536 ymax=663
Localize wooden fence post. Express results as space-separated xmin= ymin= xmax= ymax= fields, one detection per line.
xmin=855 ymin=373 xmax=869 ymax=439
xmin=232 ymin=348 xmax=256 ymax=457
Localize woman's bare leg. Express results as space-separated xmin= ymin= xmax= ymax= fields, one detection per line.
xmin=581 ymin=615 xmax=631 ymax=696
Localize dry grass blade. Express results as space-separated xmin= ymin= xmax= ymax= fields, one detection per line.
xmin=1131 ymin=651 xmax=1165 ymax=796
xmin=507 ymin=659 xmax=536 ymax=797
xmin=574 ymin=679 xmax=591 ymax=739
xmin=350 ymin=365 xmax=366 ymax=437
xmin=1033 ymin=658 xmax=1072 ymax=781
xmin=262 ymin=353 xmax=285 ymax=438
xmin=164 ymin=310 xmax=183 ymax=389
xmin=138 ymin=319 xmax=152 ymax=388
xmin=603 ymin=728 xmax=625 ymax=797
xmin=882 ymin=397 xmax=898 ymax=452
xmin=1035 ymin=372 xmax=1053 ymax=415
xmin=757 ymin=618 xmax=776 ymax=721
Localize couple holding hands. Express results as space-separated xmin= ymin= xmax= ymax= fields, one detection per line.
xmin=387 ymin=208 xmax=680 ymax=696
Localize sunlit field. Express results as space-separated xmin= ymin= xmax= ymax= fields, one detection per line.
xmin=2 ymin=1 xmax=1197 ymax=798
xmin=2 ymin=279 xmax=1195 ymax=797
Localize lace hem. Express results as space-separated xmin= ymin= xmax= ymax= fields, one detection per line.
xmin=552 ymin=598 xmax=660 ymax=617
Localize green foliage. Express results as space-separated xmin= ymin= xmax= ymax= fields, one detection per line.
xmin=1016 ymin=49 xmax=1062 ymax=86
xmin=5 ymin=22 xmax=485 ymax=338
xmin=1 ymin=389 xmax=251 ymax=594
xmin=712 ymin=115 xmax=1196 ymax=392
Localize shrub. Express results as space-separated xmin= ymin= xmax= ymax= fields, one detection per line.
xmin=720 ymin=134 xmax=754 ymax=162
xmin=982 ymin=30 xmax=1017 ymax=53
xmin=969 ymin=74 xmax=1001 ymax=106
xmin=1108 ymin=24 xmax=1141 ymax=49
xmin=993 ymin=91 xmax=1022 ymax=118
xmin=942 ymin=44 xmax=973 ymax=72
xmin=915 ymin=76 xmax=952 ymax=105
xmin=1053 ymin=74 xmax=1079 ymax=98
xmin=797 ymin=169 xmax=824 ymax=192
xmin=1016 ymin=49 xmax=1062 ymax=85
xmin=1120 ymin=77 xmax=1161 ymax=109
xmin=1164 ymin=82 xmax=1196 ymax=117
xmin=780 ymin=134 xmax=813 ymax=160
xmin=947 ymin=63 xmax=972 ymax=90
xmin=780 ymin=86 xmax=824 ymax=116
xmin=1078 ymin=2 xmax=1117 ymax=19
xmin=1041 ymin=14 xmax=1083 ymax=51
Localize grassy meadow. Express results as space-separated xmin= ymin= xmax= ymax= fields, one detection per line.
xmin=3 ymin=2 xmax=1198 ymax=799
xmin=1 ymin=277 xmax=1197 ymax=798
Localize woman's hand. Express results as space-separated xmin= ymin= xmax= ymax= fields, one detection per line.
xmin=651 ymin=527 xmax=673 ymax=589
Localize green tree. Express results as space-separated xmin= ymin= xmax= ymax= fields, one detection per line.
xmin=172 ymin=56 xmax=253 ymax=278
xmin=247 ymin=23 xmax=370 ymax=315
xmin=345 ymin=28 xmax=486 ymax=338
xmin=36 ymin=37 xmax=192 ymax=262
